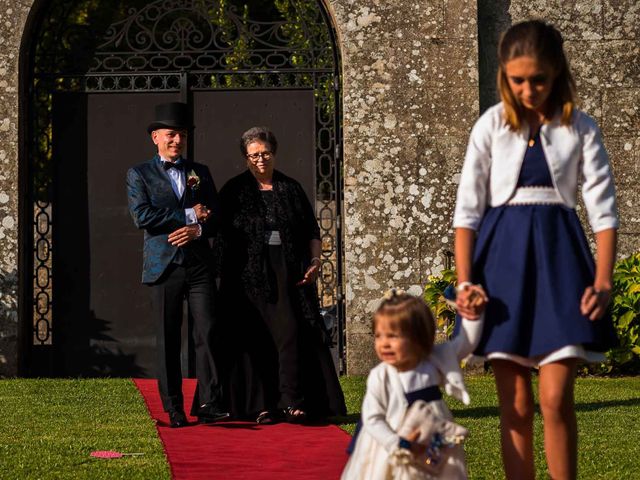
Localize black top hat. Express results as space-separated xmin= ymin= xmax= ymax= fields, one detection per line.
xmin=147 ymin=102 xmax=192 ymax=134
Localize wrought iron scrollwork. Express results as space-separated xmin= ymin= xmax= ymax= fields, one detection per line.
xmin=35 ymin=0 xmax=334 ymax=76
xmin=89 ymin=0 xmax=334 ymax=75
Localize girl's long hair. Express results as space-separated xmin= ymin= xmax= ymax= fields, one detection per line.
xmin=497 ymin=20 xmax=576 ymax=130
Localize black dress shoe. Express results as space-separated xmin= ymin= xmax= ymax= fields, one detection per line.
xmin=195 ymin=402 xmax=230 ymax=423
xmin=168 ymin=409 xmax=188 ymax=428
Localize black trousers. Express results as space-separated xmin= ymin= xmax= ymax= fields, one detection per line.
xmin=149 ymin=260 xmax=222 ymax=414
xmin=254 ymin=245 xmax=303 ymax=410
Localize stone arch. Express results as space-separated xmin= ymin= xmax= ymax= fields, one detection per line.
xmin=17 ymin=0 xmax=345 ymax=376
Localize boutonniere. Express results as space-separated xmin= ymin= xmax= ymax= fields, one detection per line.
xmin=186 ymin=170 xmax=200 ymax=191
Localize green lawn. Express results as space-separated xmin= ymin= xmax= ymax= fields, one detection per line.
xmin=0 ymin=379 xmax=170 ymax=480
xmin=0 ymin=376 xmax=638 ymax=479
xmin=335 ymin=375 xmax=640 ymax=480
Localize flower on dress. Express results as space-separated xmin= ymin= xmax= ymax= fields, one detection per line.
xmin=186 ymin=170 xmax=200 ymax=191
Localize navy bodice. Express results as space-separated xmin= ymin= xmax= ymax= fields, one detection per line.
xmin=517 ymin=129 xmax=553 ymax=187
xmin=405 ymin=385 xmax=442 ymax=405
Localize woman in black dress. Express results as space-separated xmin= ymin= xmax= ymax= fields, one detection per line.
xmin=219 ymin=126 xmax=346 ymax=424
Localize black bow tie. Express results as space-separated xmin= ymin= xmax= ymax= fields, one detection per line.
xmin=162 ymin=161 xmax=184 ymax=171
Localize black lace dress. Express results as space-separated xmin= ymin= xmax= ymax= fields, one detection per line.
xmin=218 ymin=169 xmax=346 ymax=419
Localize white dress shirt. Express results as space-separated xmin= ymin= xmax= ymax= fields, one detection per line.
xmin=161 ymin=157 xmax=198 ymax=226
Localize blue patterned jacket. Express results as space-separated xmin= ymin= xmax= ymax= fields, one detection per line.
xmin=126 ymin=155 xmax=220 ymax=284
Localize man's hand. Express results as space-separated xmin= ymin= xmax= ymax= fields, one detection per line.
xmin=168 ymin=224 xmax=200 ymax=247
xmin=193 ymin=203 xmax=211 ymax=223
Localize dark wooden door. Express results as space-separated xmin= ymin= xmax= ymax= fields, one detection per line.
xmin=193 ymin=90 xmax=315 ymax=199
xmin=52 ymin=93 xmax=178 ymax=376
xmin=50 ymin=90 xmax=314 ymax=376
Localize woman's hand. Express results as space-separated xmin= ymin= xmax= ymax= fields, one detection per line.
xmin=296 ymin=260 xmax=320 ymax=286
xmin=193 ymin=203 xmax=211 ymax=223
xmin=581 ymin=229 xmax=616 ymax=321
xmin=456 ymin=283 xmax=488 ymax=320
xmin=580 ymin=286 xmax=611 ymax=321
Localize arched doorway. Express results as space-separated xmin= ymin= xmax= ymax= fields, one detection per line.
xmin=21 ymin=0 xmax=343 ymax=376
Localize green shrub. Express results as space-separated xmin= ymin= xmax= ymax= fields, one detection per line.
xmin=423 ymin=267 xmax=457 ymax=337
xmin=599 ymin=252 xmax=640 ymax=374
xmin=424 ymin=253 xmax=640 ymax=375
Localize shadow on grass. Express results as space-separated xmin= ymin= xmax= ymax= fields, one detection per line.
xmin=575 ymin=397 xmax=640 ymax=412
xmin=327 ymin=398 xmax=640 ymax=425
xmin=452 ymin=406 xmax=500 ymax=419
xmin=452 ymin=397 xmax=640 ymax=419
xmin=330 ymin=413 xmax=362 ymax=425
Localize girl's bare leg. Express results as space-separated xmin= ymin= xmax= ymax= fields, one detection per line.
xmin=538 ymin=359 xmax=578 ymax=480
xmin=492 ymin=359 xmax=536 ymax=480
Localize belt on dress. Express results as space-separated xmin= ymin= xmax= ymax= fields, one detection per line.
xmin=265 ymin=230 xmax=282 ymax=245
xmin=506 ymin=186 xmax=564 ymax=206
xmin=405 ymin=385 xmax=443 ymax=405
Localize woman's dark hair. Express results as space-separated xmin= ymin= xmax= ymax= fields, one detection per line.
xmin=239 ymin=126 xmax=278 ymax=156
xmin=497 ymin=20 xmax=576 ymax=129
xmin=373 ymin=290 xmax=436 ymax=359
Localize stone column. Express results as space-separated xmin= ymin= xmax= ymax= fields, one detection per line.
xmin=329 ymin=0 xmax=479 ymax=374
xmin=0 ymin=1 xmax=34 ymax=376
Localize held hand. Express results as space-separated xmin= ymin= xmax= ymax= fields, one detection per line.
xmin=296 ymin=262 xmax=320 ymax=286
xmin=580 ymin=286 xmax=611 ymax=321
xmin=168 ymin=224 xmax=200 ymax=247
xmin=455 ymin=284 xmax=488 ymax=320
xmin=406 ymin=429 xmax=427 ymax=456
xmin=193 ymin=203 xmax=211 ymax=223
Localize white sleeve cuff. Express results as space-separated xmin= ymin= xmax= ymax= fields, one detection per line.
xmin=590 ymin=217 xmax=619 ymax=233
xmin=452 ymin=217 xmax=481 ymax=231
xmin=185 ymin=208 xmax=198 ymax=225
xmin=451 ymin=314 xmax=485 ymax=360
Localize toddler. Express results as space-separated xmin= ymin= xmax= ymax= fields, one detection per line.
xmin=341 ymin=289 xmax=484 ymax=479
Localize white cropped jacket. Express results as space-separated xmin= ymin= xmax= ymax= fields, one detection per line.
xmin=453 ymin=103 xmax=618 ymax=233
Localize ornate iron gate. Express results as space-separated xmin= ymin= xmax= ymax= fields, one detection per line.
xmin=23 ymin=0 xmax=344 ymax=374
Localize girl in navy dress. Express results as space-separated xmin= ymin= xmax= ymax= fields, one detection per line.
xmin=453 ymin=20 xmax=618 ymax=480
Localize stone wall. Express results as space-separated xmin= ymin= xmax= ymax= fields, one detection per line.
xmin=332 ymin=0 xmax=640 ymax=374
xmin=0 ymin=0 xmax=34 ymax=376
xmin=327 ymin=0 xmax=480 ymax=374
xmin=0 ymin=0 xmax=638 ymax=376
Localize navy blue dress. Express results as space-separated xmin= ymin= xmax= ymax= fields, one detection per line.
xmin=463 ymin=130 xmax=617 ymax=358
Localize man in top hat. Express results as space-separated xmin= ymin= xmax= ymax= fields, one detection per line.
xmin=126 ymin=102 xmax=228 ymax=427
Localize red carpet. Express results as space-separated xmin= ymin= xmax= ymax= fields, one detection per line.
xmin=133 ymin=379 xmax=351 ymax=479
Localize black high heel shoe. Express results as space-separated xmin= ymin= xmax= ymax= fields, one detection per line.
xmin=256 ymin=410 xmax=276 ymax=425
xmin=283 ymin=407 xmax=307 ymax=424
